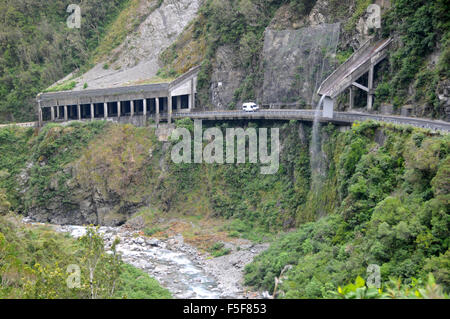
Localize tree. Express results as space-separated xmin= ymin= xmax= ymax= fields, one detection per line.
xmin=79 ymin=226 xmax=122 ymax=299
xmin=0 ymin=189 xmax=10 ymax=215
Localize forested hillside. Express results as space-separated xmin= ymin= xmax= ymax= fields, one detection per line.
xmin=1 ymin=119 xmax=448 ymax=298
xmin=0 ymin=0 xmax=130 ymax=123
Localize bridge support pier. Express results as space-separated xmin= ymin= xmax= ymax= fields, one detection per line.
xmin=50 ymin=106 xmax=55 ymax=121
xmin=323 ymin=97 xmax=334 ymax=119
xmin=77 ymin=104 xmax=81 ymax=120
xmin=367 ymin=64 xmax=374 ymax=111
xmin=118 ymin=101 xmax=121 ymax=119
xmin=130 ymin=100 xmax=134 ymax=117
xmin=64 ymin=106 xmax=68 ymax=121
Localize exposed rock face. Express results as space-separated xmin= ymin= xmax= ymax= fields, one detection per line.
xmin=26 ymin=191 xmax=137 ymax=226
xmin=438 ymin=80 xmax=450 ymax=121
xmin=70 ymin=0 xmax=201 ymax=90
xmin=261 ymin=23 xmax=341 ymax=106
xmin=210 ymin=46 xmax=246 ymax=110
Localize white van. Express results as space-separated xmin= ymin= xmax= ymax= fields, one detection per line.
xmin=242 ymin=102 xmax=259 ymax=112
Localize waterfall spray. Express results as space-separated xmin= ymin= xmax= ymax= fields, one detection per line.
xmin=308 ymin=23 xmax=340 ymax=194
xmin=310 ymin=95 xmax=326 ymax=191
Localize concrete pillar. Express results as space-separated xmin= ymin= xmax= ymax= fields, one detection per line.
xmin=190 ymin=78 xmax=195 ymax=111
xmin=176 ymin=96 xmax=181 ymax=111
xmin=104 ymin=103 xmax=108 ymax=119
xmin=38 ymin=107 xmax=43 ymax=127
xmin=323 ymin=97 xmax=334 ymax=119
xmin=168 ymin=94 xmax=172 ymax=124
xmin=143 ymin=99 xmax=147 ymax=126
xmin=64 ymin=106 xmax=68 ymax=122
xmin=349 ymin=86 xmax=355 ymax=110
xmin=156 ymin=98 xmax=160 ymax=127
xmin=51 ymin=106 xmax=55 ymax=121
xmin=117 ymin=101 xmax=121 ymax=119
xmin=130 ymin=100 xmax=134 ymax=117
xmin=367 ymin=65 xmax=374 ymax=111
xmin=77 ymin=104 xmax=81 ymax=120
xmin=90 ymin=103 xmax=94 ymax=120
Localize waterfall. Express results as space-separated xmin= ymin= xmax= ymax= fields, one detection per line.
xmin=310 ymin=95 xmax=325 ymax=191
xmin=308 ymin=24 xmax=340 ymax=193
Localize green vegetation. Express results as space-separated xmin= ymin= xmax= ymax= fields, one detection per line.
xmin=334 ymin=274 xmax=448 ymax=299
xmin=91 ymin=0 xmax=164 ymax=63
xmin=44 ymin=81 xmax=77 ymax=93
xmin=0 ymin=217 xmax=170 ymax=298
xmin=208 ymin=242 xmax=232 ymax=257
xmin=160 ymin=0 xmax=318 ymax=107
xmin=144 ymin=227 xmax=162 ymax=237
xmin=244 ymin=120 xmax=449 ymax=298
xmin=1 ymin=117 xmax=448 ymax=299
xmin=378 ymin=0 xmax=450 ymax=117
xmin=0 ymin=0 xmax=131 ymax=123
xmin=0 ymin=126 xmax=35 ymax=209
xmin=114 ymin=263 xmax=171 ymax=299
xmin=24 ymin=121 xmax=108 ymax=209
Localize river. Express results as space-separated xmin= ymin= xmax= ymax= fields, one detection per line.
xmin=23 ymin=219 xmax=268 ymax=299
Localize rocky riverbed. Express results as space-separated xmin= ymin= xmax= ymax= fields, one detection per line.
xmin=23 ymin=218 xmax=268 ymax=299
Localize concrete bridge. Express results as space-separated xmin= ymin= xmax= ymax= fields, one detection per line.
xmin=166 ymin=109 xmax=450 ymax=132
xmin=28 ymin=43 xmax=450 ymax=133
xmin=36 ymin=66 xmax=200 ymax=127
xmin=318 ymin=37 xmax=393 ymax=116
xmin=8 ymin=109 xmax=448 ymax=132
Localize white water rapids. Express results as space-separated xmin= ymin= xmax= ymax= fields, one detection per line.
xmin=24 ymin=220 xmax=225 ymax=298
xmin=23 ymin=219 xmax=267 ymax=299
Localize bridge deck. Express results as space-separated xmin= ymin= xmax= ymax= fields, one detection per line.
xmin=2 ymin=110 xmax=449 ymax=132
xmin=169 ymin=110 xmax=450 ymax=132
xmin=318 ymin=38 xmax=392 ymax=98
